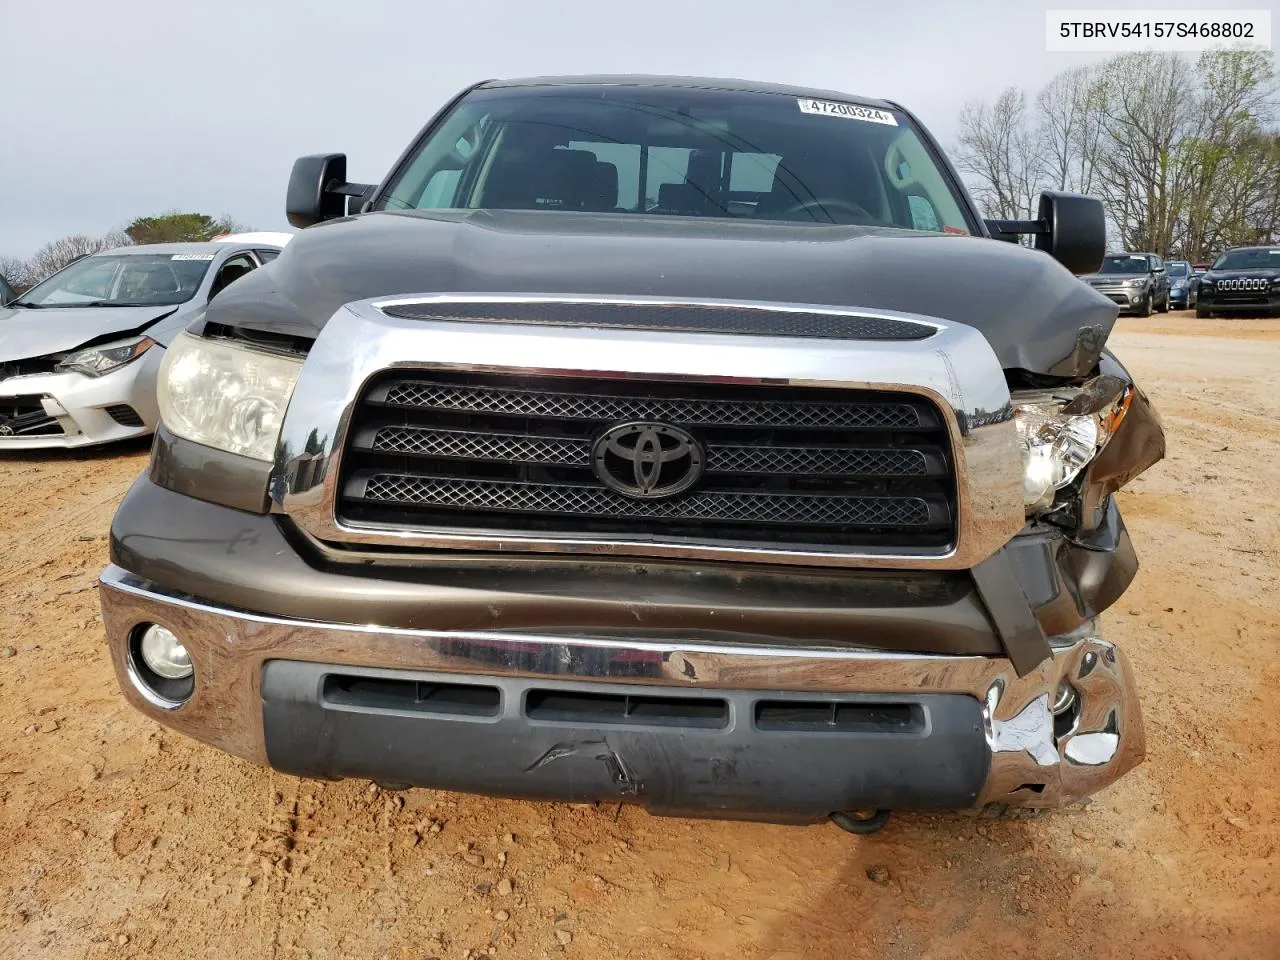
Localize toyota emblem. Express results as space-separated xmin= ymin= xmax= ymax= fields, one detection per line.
xmin=591 ymin=421 xmax=704 ymax=499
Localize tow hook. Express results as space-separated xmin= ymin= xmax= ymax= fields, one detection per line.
xmin=830 ymin=809 xmax=892 ymax=835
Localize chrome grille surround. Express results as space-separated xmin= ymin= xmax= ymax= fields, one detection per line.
xmin=273 ymin=293 xmax=1025 ymax=569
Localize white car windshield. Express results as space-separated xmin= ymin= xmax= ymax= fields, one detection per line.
xmin=14 ymin=253 xmax=213 ymax=307
xmin=381 ymin=85 xmax=975 ymax=234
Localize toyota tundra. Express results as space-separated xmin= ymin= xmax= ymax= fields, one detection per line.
xmin=99 ymin=76 xmax=1165 ymax=830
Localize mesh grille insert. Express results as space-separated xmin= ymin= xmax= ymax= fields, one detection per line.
xmin=338 ymin=369 xmax=957 ymax=551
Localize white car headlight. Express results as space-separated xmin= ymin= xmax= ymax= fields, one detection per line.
xmin=55 ymin=335 xmax=156 ymax=377
xmin=158 ymin=331 xmax=303 ymax=461
xmin=1013 ymin=378 xmax=1131 ymax=512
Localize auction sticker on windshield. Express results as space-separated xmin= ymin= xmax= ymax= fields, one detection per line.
xmin=797 ymin=99 xmax=898 ymax=125
xmin=171 ymin=254 xmax=215 ymax=261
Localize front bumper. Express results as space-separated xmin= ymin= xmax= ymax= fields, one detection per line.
xmin=100 ymin=557 xmax=1145 ymax=820
xmin=1198 ymin=292 xmax=1280 ymax=314
xmin=0 ymin=349 xmax=161 ymax=449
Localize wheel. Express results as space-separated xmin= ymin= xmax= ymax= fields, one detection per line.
xmin=1156 ymin=291 xmax=1169 ymax=313
xmin=1137 ymin=295 xmax=1152 ymax=318
xmin=830 ymin=809 xmax=892 ymax=834
xmin=1196 ymin=303 xmax=1210 ymax=319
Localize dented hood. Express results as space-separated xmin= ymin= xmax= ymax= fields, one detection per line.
xmin=0 ymin=304 xmax=177 ymax=361
xmin=208 ymin=209 xmax=1120 ymax=377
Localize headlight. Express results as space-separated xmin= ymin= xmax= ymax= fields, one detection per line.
xmin=1013 ymin=377 xmax=1131 ymax=512
xmin=158 ymin=331 xmax=303 ymax=461
xmin=55 ymin=335 xmax=156 ymax=377
xmin=1123 ymin=278 xmax=1145 ymax=287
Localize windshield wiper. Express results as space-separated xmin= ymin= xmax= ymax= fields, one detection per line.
xmin=73 ymin=300 xmax=166 ymax=307
xmin=7 ymin=301 xmax=45 ymax=308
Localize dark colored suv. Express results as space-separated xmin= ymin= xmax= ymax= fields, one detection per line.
xmin=1196 ymin=246 xmax=1280 ymax=317
xmin=98 ymin=76 xmax=1164 ymax=830
xmin=1081 ymin=253 xmax=1170 ymax=316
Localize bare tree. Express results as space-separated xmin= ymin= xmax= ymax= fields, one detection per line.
xmin=1036 ymin=65 xmax=1106 ymax=196
xmin=21 ymin=232 xmax=131 ymax=285
xmin=954 ymin=87 xmax=1044 ymax=221
xmin=1175 ymin=48 xmax=1277 ymax=259
xmin=1090 ymin=52 xmax=1199 ymax=255
xmin=0 ymin=255 xmax=30 ymax=291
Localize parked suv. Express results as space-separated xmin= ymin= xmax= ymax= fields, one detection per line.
xmin=99 ymin=76 xmax=1164 ymax=829
xmin=1196 ymin=245 xmax=1280 ymax=317
xmin=1165 ymin=260 xmax=1198 ymax=310
xmin=1081 ymin=253 xmax=1170 ymax=316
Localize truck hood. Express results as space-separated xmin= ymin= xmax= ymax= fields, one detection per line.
xmin=209 ymin=209 xmax=1119 ymax=377
xmin=0 ymin=304 xmax=178 ymax=362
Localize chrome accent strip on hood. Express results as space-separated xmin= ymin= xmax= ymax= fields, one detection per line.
xmin=272 ymin=294 xmax=1024 ymax=569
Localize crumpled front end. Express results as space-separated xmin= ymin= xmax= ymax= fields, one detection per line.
xmin=0 ymin=350 xmax=161 ymax=449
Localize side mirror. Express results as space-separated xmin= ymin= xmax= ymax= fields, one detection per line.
xmin=286 ymin=154 xmax=374 ymax=228
xmin=1033 ymin=192 xmax=1105 ymax=275
xmin=984 ymin=192 xmax=1106 ymax=274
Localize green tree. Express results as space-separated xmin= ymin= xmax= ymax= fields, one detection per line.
xmin=124 ymin=212 xmax=250 ymax=244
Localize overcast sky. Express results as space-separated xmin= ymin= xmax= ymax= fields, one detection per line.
xmin=0 ymin=0 xmax=1268 ymax=258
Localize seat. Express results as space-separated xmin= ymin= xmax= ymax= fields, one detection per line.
xmin=584 ymin=160 xmax=619 ymax=212
xmin=656 ymin=183 xmax=720 ymax=216
xmin=754 ymin=145 xmax=887 ymax=223
xmin=209 ymin=263 xmax=252 ymax=299
xmin=478 ymin=146 xmax=596 ymax=211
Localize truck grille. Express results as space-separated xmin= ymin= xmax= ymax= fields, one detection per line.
xmin=338 ymin=372 xmax=956 ymax=550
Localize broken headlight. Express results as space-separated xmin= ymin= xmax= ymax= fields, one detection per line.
xmin=1013 ymin=376 xmax=1131 ymax=512
xmin=158 ymin=331 xmax=302 ymax=461
xmin=55 ymin=335 xmax=156 ymax=377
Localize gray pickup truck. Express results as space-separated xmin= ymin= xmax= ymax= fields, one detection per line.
xmin=99 ymin=76 xmax=1164 ymax=831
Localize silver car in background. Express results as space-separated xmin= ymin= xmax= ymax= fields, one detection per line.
xmin=0 ymin=238 xmax=285 ymax=449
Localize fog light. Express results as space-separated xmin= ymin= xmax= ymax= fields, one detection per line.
xmin=139 ymin=625 xmax=193 ymax=679
xmin=1129 ymin=295 xmax=1140 ymax=304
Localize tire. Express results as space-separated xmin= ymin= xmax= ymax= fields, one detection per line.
xmin=1157 ymin=291 xmax=1169 ymax=313
xmin=1137 ymin=294 xmax=1152 ymax=318
xmin=1196 ymin=303 xmax=1211 ymax=319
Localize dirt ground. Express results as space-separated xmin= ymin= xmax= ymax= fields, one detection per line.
xmin=1 ymin=313 xmax=1277 ymax=960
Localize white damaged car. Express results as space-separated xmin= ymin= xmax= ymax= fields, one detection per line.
xmin=0 ymin=238 xmax=286 ymax=449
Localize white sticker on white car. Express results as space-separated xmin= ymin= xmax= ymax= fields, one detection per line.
xmin=797 ymin=99 xmax=898 ymax=125
xmin=171 ymin=254 xmax=215 ymax=261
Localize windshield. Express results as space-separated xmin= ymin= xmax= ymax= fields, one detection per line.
xmin=15 ymin=253 xmax=213 ymax=307
xmin=1099 ymin=255 xmax=1150 ymax=275
xmin=381 ymin=86 xmax=974 ymax=233
xmin=1166 ymin=261 xmax=1190 ymax=277
xmin=1212 ymin=248 xmax=1280 ymax=271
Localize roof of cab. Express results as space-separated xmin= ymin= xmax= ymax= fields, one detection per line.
xmin=96 ymin=240 xmax=283 ymax=257
xmin=477 ymin=75 xmax=898 ymax=111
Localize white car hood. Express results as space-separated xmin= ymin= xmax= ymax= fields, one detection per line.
xmin=0 ymin=304 xmax=177 ymax=361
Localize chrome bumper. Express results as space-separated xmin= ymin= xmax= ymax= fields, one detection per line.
xmin=99 ymin=564 xmax=1144 ymax=811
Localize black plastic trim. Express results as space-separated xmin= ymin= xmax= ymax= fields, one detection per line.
xmin=262 ymin=662 xmax=988 ymax=821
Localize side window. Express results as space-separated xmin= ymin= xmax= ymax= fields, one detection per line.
xmin=419 ymin=168 xmax=462 ymax=208
xmin=208 ymin=253 xmax=257 ymax=300
xmin=907 ymin=195 xmax=940 ymax=232
xmin=255 ymin=249 xmax=280 ymax=263
xmin=1150 ymin=255 xmax=1162 ymax=271
xmin=729 ymin=153 xmax=780 ymax=193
